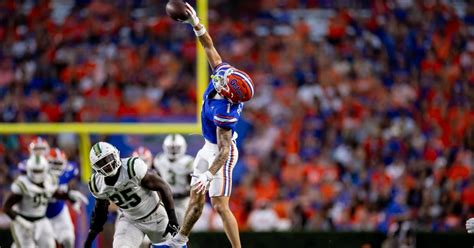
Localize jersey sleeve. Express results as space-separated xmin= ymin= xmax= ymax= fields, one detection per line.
xmin=127 ymin=157 xmax=148 ymax=181
xmin=88 ymin=173 xmax=101 ymax=199
xmin=212 ymin=103 xmax=241 ymax=130
xmin=72 ymin=163 xmax=79 ymax=177
xmin=11 ymin=180 xmax=26 ymax=195
xmin=212 ymin=62 xmax=231 ymax=74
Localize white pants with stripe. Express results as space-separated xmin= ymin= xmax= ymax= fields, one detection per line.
xmin=113 ymin=204 xmax=168 ymax=248
xmin=10 ymin=217 xmax=55 ymax=248
xmin=49 ymin=206 xmax=75 ymax=248
xmin=191 ymin=140 xmax=238 ymax=197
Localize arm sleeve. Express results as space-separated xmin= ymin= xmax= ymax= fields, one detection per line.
xmin=212 ymin=62 xmax=230 ymax=73
xmin=11 ymin=182 xmax=23 ymax=195
xmin=213 ymin=104 xmax=240 ymax=130
xmin=89 ymin=199 xmax=110 ymax=232
xmin=72 ymin=164 xmax=79 ymax=177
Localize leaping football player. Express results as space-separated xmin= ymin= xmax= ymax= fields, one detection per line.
xmin=161 ymin=3 xmax=254 ymax=248
xmin=18 ymin=137 xmax=50 ymax=173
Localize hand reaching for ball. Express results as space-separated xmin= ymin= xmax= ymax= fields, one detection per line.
xmin=166 ymin=1 xmax=199 ymax=27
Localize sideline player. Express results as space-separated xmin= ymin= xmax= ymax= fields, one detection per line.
xmin=46 ymin=148 xmax=79 ymax=248
xmin=164 ymin=3 xmax=254 ymax=248
xmin=3 ymin=155 xmax=88 ymax=248
xmin=83 ymin=142 xmax=181 ymax=248
xmin=154 ymin=134 xmax=194 ymax=224
xmin=18 ymin=137 xmax=50 ymax=172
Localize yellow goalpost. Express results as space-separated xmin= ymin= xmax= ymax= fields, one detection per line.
xmin=0 ymin=0 xmax=208 ymax=182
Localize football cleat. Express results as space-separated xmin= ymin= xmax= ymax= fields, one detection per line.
xmin=151 ymin=239 xmax=187 ymax=248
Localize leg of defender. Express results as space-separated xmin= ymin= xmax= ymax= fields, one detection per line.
xmin=36 ymin=218 xmax=56 ymax=248
xmin=139 ymin=204 xmax=168 ymax=243
xmin=10 ymin=221 xmax=35 ymax=248
xmin=113 ymin=214 xmax=145 ymax=248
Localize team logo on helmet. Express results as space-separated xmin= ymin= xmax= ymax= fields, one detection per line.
xmin=211 ymin=65 xmax=254 ymax=103
xmin=92 ymin=143 xmax=102 ymax=157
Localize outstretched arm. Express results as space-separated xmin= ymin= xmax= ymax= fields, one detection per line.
xmin=84 ymin=199 xmax=110 ymax=248
xmin=183 ymin=3 xmax=222 ymax=69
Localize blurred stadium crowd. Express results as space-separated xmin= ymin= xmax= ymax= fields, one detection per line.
xmin=0 ymin=0 xmax=474 ymax=236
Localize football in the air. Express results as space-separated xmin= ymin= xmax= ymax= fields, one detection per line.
xmin=166 ymin=0 xmax=188 ymax=21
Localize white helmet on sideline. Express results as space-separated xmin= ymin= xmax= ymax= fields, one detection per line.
xmin=90 ymin=142 xmax=121 ymax=177
xmin=26 ymin=155 xmax=48 ymax=184
xmin=163 ymin=134 xmax=187 ymax=161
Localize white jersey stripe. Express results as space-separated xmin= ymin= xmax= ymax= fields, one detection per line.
xmin=214 ymin=116 xmax=238 ymax=123
xmin=233 ymin=71 xmax=254 ymax=97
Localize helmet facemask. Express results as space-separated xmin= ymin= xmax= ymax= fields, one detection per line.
xmin=165 ymin=144 xmax=184 ymax=161
xmin=26 ymin=156 xmax=48 ymax=184
xmin=92 ymin=152 xmax=121 ymax=177
xmin=49 ymin=159 xmax=66 ymax=177
xmin=211 ymin=67 xmax=234 ymax=101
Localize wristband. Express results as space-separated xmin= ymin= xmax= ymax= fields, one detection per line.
xmin=194 ymin=26 xmax=206 ymax=37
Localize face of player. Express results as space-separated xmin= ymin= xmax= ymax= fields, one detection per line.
xmin=93 ymin=153 xmax=119 ymax=177
xmin=211 ymin=67 xmax=232 ymax=96
xmin=49 ymin=160 xmax=66 ymax=176
xmin=28 ymin=168 xmax=46 ymax=184
xmin=32 ymin=147 xmax=48 ymax=156
xmin=165 ymin=144 xmax=183 ymax=161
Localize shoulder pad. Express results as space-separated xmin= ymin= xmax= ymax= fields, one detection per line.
xmin=88 ymin=173 xmax=100 ymax=196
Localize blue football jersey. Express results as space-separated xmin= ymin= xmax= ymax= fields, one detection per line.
xmin=202 ymin=63 xmax=244 ymax=144
xmin=46 ymin=163 xmax=79 ymax=218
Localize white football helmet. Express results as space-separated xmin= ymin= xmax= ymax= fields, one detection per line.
xmin=28 ymin=137 xmax=50 ymax=156
xmin=26 ymin=155 xmax=49 ymax=184
xmin=163 ymin=134 xmax=187 ymax=161
xmin=90 ymin=142 xmax=121 ymax=177
xmin=132 ymin=146 xmax=153 ymax=169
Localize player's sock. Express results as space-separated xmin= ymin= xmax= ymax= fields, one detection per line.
xmin=173 ymin=233 xmax=188 ymax=243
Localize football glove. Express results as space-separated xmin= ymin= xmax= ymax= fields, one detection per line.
xmin=191 ymin=171 xmax=213 ymax=194
xmin=163 ymin=221 xmax=180 ymax=238
xmin=466 ymin=218 xmax=474 ymax=233
xmin=68 ymin=190 xmax=89 ymax=205
xmin=182 ymin=3 xmax=200 ymax=27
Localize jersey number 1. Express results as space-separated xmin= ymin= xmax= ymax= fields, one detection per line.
xmin=110 ymin=188 xmax=141 ymax=209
